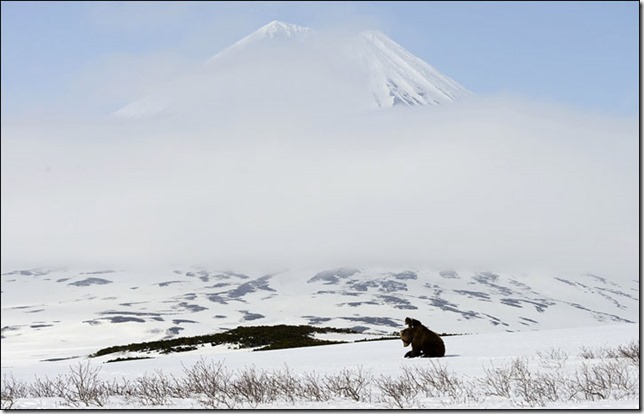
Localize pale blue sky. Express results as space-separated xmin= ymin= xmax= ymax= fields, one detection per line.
xmin=1 ymin=1 xmax=639 ymax=117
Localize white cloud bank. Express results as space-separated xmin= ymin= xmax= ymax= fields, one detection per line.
xmin=1 ymin=93 xmax=637 ymax=279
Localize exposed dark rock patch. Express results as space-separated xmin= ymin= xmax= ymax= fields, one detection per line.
xmin=349 ymin=280 xmax=378 ymax=291
xmin=521 ymin=299 xmax=552 ymax=313
xmin=167 ymin=327 xmax=184 ymax=336
xmin=315 ymin=290 xmax=362 ymax=297
xmin=339 ymin=301 xmax=379 ymax=308
xmin=2 ymin=269 xmax=53 ymax=277
xmin=172 ymin=319 xmax=197 ymax=325
xmin=103 ymin=316 xmax=146 ymax=323
xmin=185 ymin=270 xmax=250 ymax=282
xmin=69 ymin=278 xmax=113 ymax=287
xmin=348 ymin=279 xmax=407 ymax=293
xmin=428 ymin=297 xmax=481 ymax=320
xmin=439 ymin=270 xmax=459 ymax=279
xmin=391 ymin=271 xmax=417 ymax=280
xmin=228 ymin=275 xmax=275 ymax=298
xmin=519 ymin=317 xmax=538 ymax=324
xmin=378 ymin=280 xmax=407 ymax=293
xmin=83 ymin=320 xmax=102 ymax=326
xmin=453 ymin=290 xmax=491 ymax=301
xmin=340 ymin=316 xmax=399 ymax=328
xmin=564 ymin=302 xmax=634 ymax=324
xmin=555 ymin=277 xmax=576 ymax=286
xmin=500 ymin=298 xmax=523 ymax=308
xmin=472 ymin=273 xmax=513 ymax=296
xmin=303 ymin=316 xmax=332 ymax=325
xmin=378 ymin=295 xmax=417 ymax=310
xmin=508 ymin=279 xmax=532 ymax=291
xmin=158 ymin=281 xmax=185 ymax=287
xmin=206 ymin=294 xmax=228 ymax=304
xmin=240 ymin=311 xmax=265 ymax=321
xmin=480 ymin=313 xmax=506 ymax=326
xmin=594 ymin=286 xmax=637 ymax=302
xmin=99 ymin=311 xmax=162 ymax=317
xmin=176 ymin=302 xmax=208 ymax=313
xmin=307 ymin=267 xmax=360 ymax=284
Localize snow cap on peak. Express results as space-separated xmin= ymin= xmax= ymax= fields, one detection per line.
xmin=207 ymin=20 xmax=312 ymax=63
xmin=255 ymin=20 xmax=312 ymax=39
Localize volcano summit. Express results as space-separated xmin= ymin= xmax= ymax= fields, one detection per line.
xmin=114 ymin=21 xmax=470 ymax=119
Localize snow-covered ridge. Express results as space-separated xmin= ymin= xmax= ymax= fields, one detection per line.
xmin=354 ymin=29 xmax=470 ymax=107
xmin=206 ymin=20 xmax=312 ymax=62
xmin=1 ymin=266 xmax=637 ymax=367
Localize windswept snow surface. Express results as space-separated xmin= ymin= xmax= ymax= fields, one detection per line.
xmin=2 ymin=324 xmax=639 ymax=409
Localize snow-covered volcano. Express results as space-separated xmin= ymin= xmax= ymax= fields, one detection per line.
xmin=114 ymin=20 xmax=469 ymax=118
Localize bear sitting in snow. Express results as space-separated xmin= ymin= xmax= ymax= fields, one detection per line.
xmin=400 ymin=318 xmax=445 ymax=358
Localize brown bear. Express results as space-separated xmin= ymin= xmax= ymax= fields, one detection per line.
xmin=400 ymin=319 xmax=445 ymax=358
xmin=405 ymin=317 xmax=422 ymax=328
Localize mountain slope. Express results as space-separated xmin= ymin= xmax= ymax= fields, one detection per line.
xmin=1 ymin=266 xmax=637 ymax=365
xmin=352 ymin=30 xmax=469 ymax=107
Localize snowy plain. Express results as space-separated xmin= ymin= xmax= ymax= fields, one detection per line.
xmin=2 ymin=322 xmax=639 ymax=409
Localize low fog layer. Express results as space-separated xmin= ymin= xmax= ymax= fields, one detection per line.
xmin=1 ymin=94 xmax=637 ymax=279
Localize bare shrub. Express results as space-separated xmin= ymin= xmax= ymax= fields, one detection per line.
xmin=324 ymin=366 xmax=371 ymax=402
xmin=509 ymin=357 xmax=539 ymax=405
xmin=29 ymin=374 xmax=67 ymax=398
xmin=1 ymin=374 xmax=28 ymax=409
xmin=103 ymin=377 xmax=137 ymax=402
xmin=536 ymin=347 xmax=568 ymax=369
xmin=570 ymin=359 xmax=638 ymax=401
xmin=579 ymin=346 xmax=598 ymax=360
xmin=509 ymin=357 xmax=568 ymax=406
xmin=480 ymin=362 xmax=513 ymax=399
xmin=299 ymin=371 xmax=330 ymax=402
xmin=62 ymin=361 xmax=107 ymax=407
xmin=231 ymin=366 xmax=271 ymax=407
xmin=267 ymin=365 xmax=299 ymax=403
xmin=579 ymin=341 xmax=639 ymax=365
xmin=180 ymin=358 xmax=235 ymax=408
xmin=410 ymin=360 xmax=469 ymax=400
xmin=480 ymin=357 xmax=568 ymax=407
xmin=135 ymin=370 xmax=174 ymax=406
xmin=617 ymin=341 xmax=639 ymax=365
xmin=376 ymin=374 xmax=418 ymax=408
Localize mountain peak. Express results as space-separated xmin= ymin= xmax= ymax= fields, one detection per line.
xmin=207 ymin=20 xmax=311 ymax=63
xmin=117 ymin=21 xmax=471 ymax=119
xmin=256 ymin=20 xmax=312 ymax=39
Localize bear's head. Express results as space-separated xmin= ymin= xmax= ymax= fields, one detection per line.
xmin=400 ymin=327 xmax=415 ymax=347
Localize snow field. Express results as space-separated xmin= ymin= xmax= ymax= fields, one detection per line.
xmin=2 ymin=323 xmax=638 ymax=409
